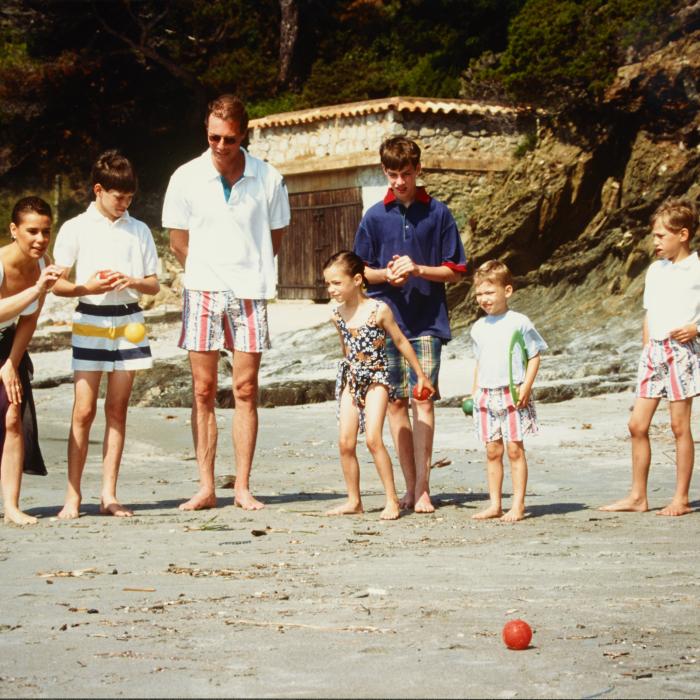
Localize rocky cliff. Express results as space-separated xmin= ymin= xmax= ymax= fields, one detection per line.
xmin=431 ymin=28 xmax=700 ymax=401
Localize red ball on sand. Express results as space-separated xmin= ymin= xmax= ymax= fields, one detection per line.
xmin=502 ymin=619 xmax=532 ymax=650
xmin=412 ymin=386 xmax=431 ymax=401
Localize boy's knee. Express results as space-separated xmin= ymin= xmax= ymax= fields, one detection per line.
xmin=670 ymin=417 xmax=691 ymax=439
xmin=104 ymin=400 xmax=129 ymax=425
xmin=486 ymin=441 xmax=504 ymax=460
xmin=628 ymin=418 xmax=648 ymax=439
xmin=73 ymin=403 xmax=97 ymax=428
xmin=506 ymin=442 xmax=524 ymax=461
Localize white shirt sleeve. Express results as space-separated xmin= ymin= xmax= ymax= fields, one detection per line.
xmin=267 ymin=175 xmax=291 ymax=230
xmin=162 ymin=170 xmax=191 ymax=230
xmin=53 ymin=220 xmax=79 ymax=270
xmin=139 ymin=224 xmax=159 ymax=277
xmin=522 ymin=317 xmax=548 ymax=358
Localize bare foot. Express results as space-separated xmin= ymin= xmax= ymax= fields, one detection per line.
xmin=100 ymin=501 xmax=134 ymax=517
xmin=399 ymin=492 xmax=415 ymax=510
xmin=657 ymin=500 xmax=692 ymax=516
xmin=501 ymin=505 xmax=526 ymax=522
xmin=179 ymin=489 xmax=217 ymax=511
xmin=325 ymin=500 xmax=364 ymax=516
xmin=57 ymin=498 xmax=81 ymax=520
xmin=3 ymin=507 xmax=38 ymax=526
xmin=471 ymin=504 xmax=503 ymax=520
xmin=380 ymin=500 xmax=400 ymax=520
xmin=599 ymin=495 xmax=648 ymax=512
xmin=234 ymin=489 xmax=265 ymax=511
xmin=414 ymin=491 xmax=435 ymax=514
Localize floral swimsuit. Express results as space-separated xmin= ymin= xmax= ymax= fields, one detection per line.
xmin=334 ymin=301 xmax=394 ymax=433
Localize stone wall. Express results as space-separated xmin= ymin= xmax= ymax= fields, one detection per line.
xmin=248 ymin=109 xmax=533 ymax=167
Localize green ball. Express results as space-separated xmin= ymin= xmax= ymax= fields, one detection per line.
xmin=462 ymin=397 xmax=474 ymax=416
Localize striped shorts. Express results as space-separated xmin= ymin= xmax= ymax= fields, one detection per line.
xmin=72 ymin=302 xmax=152 ymax=372
xmin=473 ymin=386 xmax=538 ymax=444
xmin=386 ymin=335 xmax=442 ymax=400
xmin=636 ymin=338 xmax=700 ymax=401
xmin=179 ymin=290 xmax=271 ymax=353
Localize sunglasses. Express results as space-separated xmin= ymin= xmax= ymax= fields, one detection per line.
xmin=208 ymin=133 xmax=238 ymax=145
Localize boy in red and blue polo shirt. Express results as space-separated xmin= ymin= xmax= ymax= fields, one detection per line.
xmin=353 ymin=136 xmax=467 ymax=513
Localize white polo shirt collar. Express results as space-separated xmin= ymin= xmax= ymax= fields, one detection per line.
xmin=200 ymin=148 xmax=256 ymax=182
xmin=85 ymin=201 xmax=131 ymax=227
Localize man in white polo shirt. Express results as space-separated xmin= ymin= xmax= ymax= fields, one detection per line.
xmin=162 ymin=94 xmax=290 ymax=511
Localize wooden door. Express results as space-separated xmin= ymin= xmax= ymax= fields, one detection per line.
xmin=278 ymin=187 xmax=363 ymax=300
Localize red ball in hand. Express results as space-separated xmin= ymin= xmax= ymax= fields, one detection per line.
xmin=412 ymin=386 xmax=431 ymax=401
xmin=502 ymin=619 xmax=532 ymax=650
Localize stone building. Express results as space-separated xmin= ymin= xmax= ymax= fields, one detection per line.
xmin=247 ymin=96 xmax=536 ymax=300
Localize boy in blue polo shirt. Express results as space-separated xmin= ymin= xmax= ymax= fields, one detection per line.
xmin=353 ymin=136 xmax=467 ymax=513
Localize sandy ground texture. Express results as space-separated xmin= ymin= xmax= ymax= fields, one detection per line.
xmin=1 ymin=388 xmax=698 ymax=698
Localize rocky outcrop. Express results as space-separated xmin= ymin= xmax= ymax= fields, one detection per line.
xmin=441 ymin=29 xmax=700 ymax=354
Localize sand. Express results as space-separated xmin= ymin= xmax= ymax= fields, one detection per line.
xmin=1 ymin=386 xmax=698 ymax=698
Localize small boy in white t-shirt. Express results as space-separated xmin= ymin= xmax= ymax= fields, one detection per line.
xmin=601 ymin=197 xmax=700 ymax=517
xmin=470 ymin=260 xmax=547 ymax=522
xmin=52 ymin=150 xmax=160 ymax=519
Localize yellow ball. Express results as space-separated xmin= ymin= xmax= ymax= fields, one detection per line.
xmin=123 ymin=322 xmax=146 ymax=344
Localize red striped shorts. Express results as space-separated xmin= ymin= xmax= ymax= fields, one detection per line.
xmin=179 ymin=290 xmax=271 ymax=353
xmin=473 ymin=386 xmax=538 ymax=444
xmin=636 ymin=338 xmax=700 ymax=401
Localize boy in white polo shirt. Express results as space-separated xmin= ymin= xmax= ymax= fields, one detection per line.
xmin=602 ymin=197 xmax=700 ymax=517
xmin=162 ymin=94 xmax=290 ymax=512
xmin=53 ymin=150 xmax=160 ymax=519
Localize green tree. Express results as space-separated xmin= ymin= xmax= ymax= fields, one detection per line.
xmin=463 ymin=0 xmax=679 ymax=107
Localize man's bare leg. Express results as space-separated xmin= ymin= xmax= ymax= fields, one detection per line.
xmin=600 ymin=397 xmax=659 ymax=512
xmin=231 ymin=350 xmax=264 ymax=510
xmin=2 ymin=404 xmax=36 ymax=525
xmin=472 ymin=439 xmax=505 ymax=520
xmin=387 ymin=398 xmax=416 ymax=509
xmin=326 ymin=387 xmax=364 ymax=516
xmin=659 ymin=398 xmax=694 ymax=516
xmin=180 ymin=351 xmax=219 ymax=511
xmin=58 ymin=371 xmax=101 ymax=519
xmin=99 ymin=371 xmax=135 ymax=517
xmin=411 ymin=397 xmax=435 ymax=513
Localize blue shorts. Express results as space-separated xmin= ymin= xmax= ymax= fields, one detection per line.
xmin=386 ymin=336 xmax=441 ymax=400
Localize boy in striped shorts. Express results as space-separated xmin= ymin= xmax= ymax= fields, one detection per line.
xmin=470 ymin=261 xmax=547 ymax=522
xmin=601 ymin=197 xmax=700 ymax=517
xmin=53 ymin=150 xmax=160 ymax=519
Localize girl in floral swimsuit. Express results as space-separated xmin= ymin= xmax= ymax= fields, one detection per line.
xmin=323 ymin=251 xmax=435 ymax=520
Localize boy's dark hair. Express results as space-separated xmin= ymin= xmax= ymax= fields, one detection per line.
xmin=206 ymin=94 xmax=249 ymax=132
xmin=652 ymin=196 xmax=698 ymax=240
xmin=91 ymin=150 xmax=137 ymax=193
xmin=11 ymin=196 xmax=52 ymax=225
xmin=473 ymin=259 xmax=514 ymax=288
xmin=323 ymin=250 xmax=367 ymax=286
xmin=380 ymin=136 xmax=421 ymax=170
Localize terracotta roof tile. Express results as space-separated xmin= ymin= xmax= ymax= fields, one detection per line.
xmin=249 ymin=96 xmax=529 ymax=129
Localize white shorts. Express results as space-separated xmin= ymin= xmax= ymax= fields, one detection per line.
xmin=179 ymin=290 xmax=271 ymax=353
xmin=72 ymin=302 xmax=152 ymax=372
xmin=636 ymin=338 xmax=700 ymax=401
xmin=473 ymin=386 xmax=538 ymax=444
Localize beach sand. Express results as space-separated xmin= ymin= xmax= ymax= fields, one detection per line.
xmin=1 ymin=386 xmax=698 ymax=698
